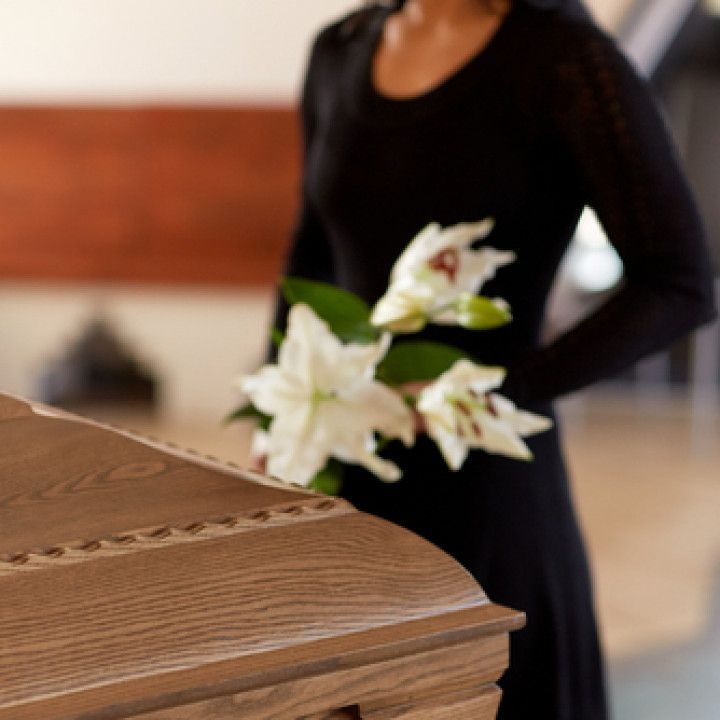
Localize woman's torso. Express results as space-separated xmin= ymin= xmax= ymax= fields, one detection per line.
xmin=303 ymin=1 xmax=589 ymax=369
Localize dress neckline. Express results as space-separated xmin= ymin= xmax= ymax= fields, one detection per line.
xmin=352 ymin=2 xmax=522 ymax=120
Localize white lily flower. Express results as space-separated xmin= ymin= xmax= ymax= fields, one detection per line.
xmin=417 ymin=359 xmax=553 ymax=470
xmin=239 ymin=303 xmax=414 ymax=486
xmin=251 ymin=427 xmax=270 ymax=459
xmin=370 ymin=220 xmax=516 ymax=332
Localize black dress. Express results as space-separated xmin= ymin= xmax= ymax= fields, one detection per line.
xmin=270 ymin=1 xmax=717 ymax=718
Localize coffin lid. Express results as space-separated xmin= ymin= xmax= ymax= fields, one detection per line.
xmin=0 ymin=394 xmax=522 ymax=720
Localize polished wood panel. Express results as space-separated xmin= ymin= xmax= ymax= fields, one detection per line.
xmin=0 ymin=106 xmax=299 ymax=285
xmin=127 ymin=635 xmax=507 ymax=720
xmin=361 ymin=684 xmax=502 ymax=719
xmin=0 ymin=394 xmax=524 ymax=719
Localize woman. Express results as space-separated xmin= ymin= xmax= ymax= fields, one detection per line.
xmin=269 ymin=0 xmax=717 ymax=717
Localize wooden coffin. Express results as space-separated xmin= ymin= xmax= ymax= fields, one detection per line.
xmin=0 ymin=394 xmax=524 ymax=720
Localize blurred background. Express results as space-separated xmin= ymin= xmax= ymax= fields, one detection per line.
xmin=0 ymin=1 xmax=718 ymax=717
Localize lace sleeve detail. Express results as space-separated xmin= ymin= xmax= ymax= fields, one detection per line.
xmin=503 ymin=24 xmax=717 ymax=405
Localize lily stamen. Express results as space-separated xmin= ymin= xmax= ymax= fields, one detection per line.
xmin=428 ymin=247 xmax=460 ymax=282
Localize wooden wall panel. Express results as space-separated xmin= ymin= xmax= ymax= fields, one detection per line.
xmin=0 ymin=107 xmax=300 ymax=285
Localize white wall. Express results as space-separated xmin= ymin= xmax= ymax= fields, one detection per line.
xmin=0 ymin=284 xmax=274 ymax=422
xmin=0 ymin=0 xmax=357 ymax=103
xmin=0 ymin=0 xmax=629 ymax=104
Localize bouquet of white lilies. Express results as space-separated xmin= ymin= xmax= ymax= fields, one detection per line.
xmin=231 ymin=219 xmax=552 ymax=492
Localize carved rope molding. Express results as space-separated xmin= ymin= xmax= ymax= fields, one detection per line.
xmin=0 ymin=498 xmax=351 ymax=578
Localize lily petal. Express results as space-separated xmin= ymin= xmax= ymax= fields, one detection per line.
xmin=330 ymin=333 xmax=393 ymax=389
xmin=279 ymin=303 xmax=345 ymax=389
xmin=370 ymin=281 xmax=434 ymax=331
xmin=436 ymin=218 xmax=495 ymax=252
xmin=345 ymin=380 xmax=415 ymax=447
xmin=456 ymin=247 xmax=516 ymax=294
xmin=470 ymin=415 xmax=534 ymax=461
xmin=445 ymin=359 xmax=506 ymax=396
xmin=240 ymin=366 xmax=308 ymax=417
xmin=489 ymin=393 xmax=554 ymax=436
xmin=391 ymin=222 xmax=442 ymax=283
xmin=313 ymin=402 xmax=407 ymax=481
xmin=334 ymin=439 xmax=404 ymax=482
xmin=266 ymin=417 xmax=329 ymax=486
xmin=425 ymin=419 xmax=468 ymax=471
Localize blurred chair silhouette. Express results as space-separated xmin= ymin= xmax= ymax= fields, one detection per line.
xmin=38 ymin=316 xmax=157 ymax=413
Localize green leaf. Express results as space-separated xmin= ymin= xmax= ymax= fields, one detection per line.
xmin=224 ymin=402 xmax=271 ymax=430
xmin=309 ymin=459 xmax=344 ymax=496
xmin=376 ymin=341 xmax=472 ymax=385
xmin=281 ymin=277 xmax=379 ymax=343
xmin=271 ymin=327 xmax=285 ymax=348
xmin=456 ymin=294 xmax=512 ymax=330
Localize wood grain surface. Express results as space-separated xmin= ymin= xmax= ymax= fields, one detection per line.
xmin=0 ymin=394 xmax=524 ymax=720
xmin=361 ymin=684 xmax=502 ymax=719
xmin=0 ymin=397 xmax=300 ymax=554
xmin=128 ymin=636 xmax=508 ymax=720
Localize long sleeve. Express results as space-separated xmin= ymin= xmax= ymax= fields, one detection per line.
xmin=503 ymin=24 xmax=717 ymax=405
